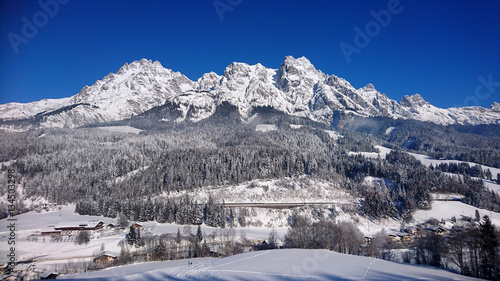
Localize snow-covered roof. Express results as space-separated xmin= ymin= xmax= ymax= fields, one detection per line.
xmin=54 ymin=220 xmax=103 ymax=229
xmin=40 ymin=271 xmax=59 ymax=278
xmin=95 ymin=251 xmax=118 ymax=258
xmin=426 ymin=225 xmax=442 ymax=231
xmin=13 ymin=263 xmax=33 ymax=271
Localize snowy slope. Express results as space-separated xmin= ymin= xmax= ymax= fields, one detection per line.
xmin=59 ymin=249 xmax=481 ymax=280
xmin=1 ymin=56 xmax=499 ymax=129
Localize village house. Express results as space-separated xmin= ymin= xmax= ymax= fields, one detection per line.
xmin=12 ymin=263 xmax=37 ymax=281
xmin=93 ymin=251 xmax=118 ymax=266
xmin=426 ymin=225 xmax=446 ymax=235
xmin=398 ymin=232 xmax=412 ymax=242
xmin=404 ymin=226 xmax=419 ymax=235
xmin=387 ymin=234 xmax=401 ymax=242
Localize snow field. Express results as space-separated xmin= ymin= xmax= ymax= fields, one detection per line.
xmin=59 ymin=249 xmax=481 ymax=280
xmin=255 ymin=124 xmax=277 ymax=132
xmin=96 ymin=126 xmax=143 ymax=134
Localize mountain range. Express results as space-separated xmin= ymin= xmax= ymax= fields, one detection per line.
xmin=1 ymin=56 xmax=499 ymax=130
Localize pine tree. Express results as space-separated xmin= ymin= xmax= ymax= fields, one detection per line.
xmin=196 ymin=225 xmax=203 ymax=244
xmin=175 ymin=228 xmax=182 ymax=244
xmin=128 ymin=225 xmax=137 ymax=245
xmin=479 ymin=216 xmax=499 ymax=279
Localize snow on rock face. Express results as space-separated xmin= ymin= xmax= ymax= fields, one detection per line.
xmin=1 ymin=56 xmax=500 ymax=129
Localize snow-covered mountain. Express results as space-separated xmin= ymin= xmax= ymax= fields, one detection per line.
xmin=1 ymin=56 xmax=499 ymax=129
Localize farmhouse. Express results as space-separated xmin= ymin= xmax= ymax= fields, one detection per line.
xmin=54 ymin=220 xmax=104 ymax=234
xmin=426 ymin=225 xmax=446 ymax=235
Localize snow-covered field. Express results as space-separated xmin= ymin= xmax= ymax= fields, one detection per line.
xmin=59 ymin=249 xmax=480 ymax=280
xmin=96 ymin=126 xmax=143 ymax=134
xmin=414 ymin=200 xmax=500 ymax=226
xmin=324 ymin=130 xmax=342 ymax=140
xmin=349 ymin=145 xmax=392 ymax=159
xmin=255 ymin=124 xmax=277 ymax=132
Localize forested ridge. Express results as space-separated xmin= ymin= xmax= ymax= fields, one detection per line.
xmin=1 ymin=114 xmax=499 ymax=220
xmin=343 ymin=117 xmax=500 ymax=168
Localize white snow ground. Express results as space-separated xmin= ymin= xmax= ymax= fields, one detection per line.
xmin=256 ymin=124 xmax=278 ymax=132
xmin=59 ymin=249 xmax=481 ymax=280
xmin=96 ymin=126 xmax=143 ymax=134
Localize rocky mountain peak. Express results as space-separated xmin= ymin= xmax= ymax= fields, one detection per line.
xmin=401 ymin=94 xmax=429 ymax=107
xmin=1 ymin=57 xmax=499 ymax=130
xmin=362 ymin=83 xmax=376 ymax=91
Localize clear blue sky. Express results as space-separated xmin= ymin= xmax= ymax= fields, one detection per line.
xmin=1 ymin=0 xmax=499 ymax=108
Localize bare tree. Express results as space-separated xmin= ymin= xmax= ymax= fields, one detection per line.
xmin=75 ymin=231 xmax=90 ymax=245
xmin=268 ymin=228 xmax=279 ymax=249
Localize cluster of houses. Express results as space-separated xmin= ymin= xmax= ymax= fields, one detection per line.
xmin=0 ymin=220 xmax=125 ymax=280
xmin=0 ymin=262 xmax=59 ymax=280
xmin=365 ymin=224 xmax=447 ymax=244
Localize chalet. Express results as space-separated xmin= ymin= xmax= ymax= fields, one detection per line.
xmin=364 ymin=236 xmax=373 ymax=244
xmin=426 ymin=225 xmax=446 ymax=235
xmin=40 ymin=271 xmax=59 ymax=279
xmin=404 ymin=226 xmax=419 ymax=235
xmin=387 ymin=232 xmax=412 ymax=242
xmin=397 ymin=232 xmax=412 ymax=242
xmin=93 ymin=251 xmax=118 ymax=265
xmin=133 ymin=248 xmax=155 ymax=262
xmin=387 ymin=234 xmax=401 ymax=242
